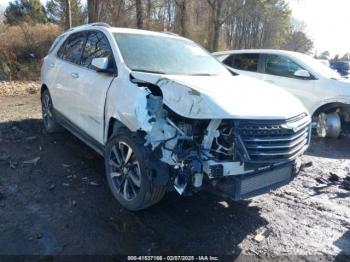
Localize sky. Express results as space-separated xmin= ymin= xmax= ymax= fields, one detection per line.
xmin=287 ymin=0 xmax=349 ymax=57
xmin=0 ymin=0 xmax=349 ymax=57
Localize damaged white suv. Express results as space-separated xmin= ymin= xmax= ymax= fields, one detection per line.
xmin=41 ymin=23 xmax=311 ymax=210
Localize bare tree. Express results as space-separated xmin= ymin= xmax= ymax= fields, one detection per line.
xmin=88 ymin=0 xmax=99 ymax=23
xmin=283 ymin=31 xmax=313 ymax=53
xmin=81 ymin=0 xmax=313 ymax=53
xmin=135 ymin=0 xmax=143 ymax=28
xmin=145 ymin=0 xmax=152 ymax=29
xmin=206 ymin=0 xmax=246 ymax=51
xmin=65 ymin=0 xmax=72 ymax=29
xmin=97 ymin=0 xmax=130 ymax=27
xmin=174 ymin=0 xmax=188 ymax=37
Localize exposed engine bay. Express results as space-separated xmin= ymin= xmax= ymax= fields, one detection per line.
xmin=132 ymin=75 xmax=311 ymax=197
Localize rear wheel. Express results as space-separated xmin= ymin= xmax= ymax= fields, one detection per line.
xmin=105 ymin=131 xmax=167 ymax=211
xmin=41 ymin=89 xmax=64 ymax=133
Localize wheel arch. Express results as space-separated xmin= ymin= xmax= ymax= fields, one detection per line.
xmin=40 ymin=84 xmax=49 ymax=98
xmin=312 ymin=102 xmax=350 ymax=118
xmin=105 ymin=117 xmax=132 ymax=143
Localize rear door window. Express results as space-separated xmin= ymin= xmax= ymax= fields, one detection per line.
xmin=57 ymin=32 xmax=87 ymax=65
xmin=49 ymin=34 xmax=65 ymax=54
xmin=223 ymin=53 xmax=259 ymax=72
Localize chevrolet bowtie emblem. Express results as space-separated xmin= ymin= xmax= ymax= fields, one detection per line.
xmin=281 ymin=123 xmax=299 ymax=132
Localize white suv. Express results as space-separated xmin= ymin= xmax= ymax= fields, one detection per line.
xmin=41 ymin=23 xmax=311 ymax=210
xmin=214 ymin=49 xmax=350 ymax=138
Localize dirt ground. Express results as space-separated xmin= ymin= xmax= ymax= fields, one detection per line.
xmin=0 ymin=90 xmax=349 ymax=259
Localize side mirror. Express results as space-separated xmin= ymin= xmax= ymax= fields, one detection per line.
xmin=91 ymin=57 xmax=110 ymax=72
xmin=294 ymin=69 xmax=310 ymax=78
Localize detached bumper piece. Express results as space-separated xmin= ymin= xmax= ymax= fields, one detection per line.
xmin=214 ymin=163 xmax=295 ymax=200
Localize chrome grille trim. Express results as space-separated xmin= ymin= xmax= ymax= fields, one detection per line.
xmin=245 ymin=132 xmax=308 ymax=150
xmin=236 ymin=113 xmax=311 ymax=163
xmin=242 ymin=128 xmax=308 ymax=142
xmin=249 ymin=142 xmax=307 ymax=156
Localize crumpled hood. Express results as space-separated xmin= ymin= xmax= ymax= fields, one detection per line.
xmin=131 ymin=72 xmax=307 ymax=120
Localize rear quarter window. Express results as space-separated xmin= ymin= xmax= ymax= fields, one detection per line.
xmin=224 ymin=53 xmax=259 ymax=72
xmin=48 ymin=34 xmax=65 ymax=54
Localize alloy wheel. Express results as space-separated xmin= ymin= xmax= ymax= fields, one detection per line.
xmin=42 ymin=94 xmax=53 ymax=127
xmin=108 ymin=141 xmax=141 ymax=201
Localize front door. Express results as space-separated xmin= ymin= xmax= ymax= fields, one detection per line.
xmin=261 ymin=54 xmax=316 ymax=113
xmin=76 ymin=30 xmax=117 ymax=144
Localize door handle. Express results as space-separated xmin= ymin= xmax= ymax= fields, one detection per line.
xmin=265 ymin=80 xmax=274 ymax=84
xmin=49 ymin=63 xmax=55 ymax=68
xmin=71 ymin=72 xmax=79 ymax=79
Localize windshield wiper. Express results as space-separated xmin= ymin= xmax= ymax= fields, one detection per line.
xmin=132 ymin=69 xmax=166 ymax=74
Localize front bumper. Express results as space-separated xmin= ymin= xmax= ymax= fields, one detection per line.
xmin=211 ymin=160 xmax=298 ymax=200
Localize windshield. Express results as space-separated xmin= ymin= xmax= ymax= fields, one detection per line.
xmin=294 ymin=53 xmax=341 ymax=79
xmin=114 ymin=33 xmax=231 ymax=76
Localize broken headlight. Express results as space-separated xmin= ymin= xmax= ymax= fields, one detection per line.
xmin=210 ymin=120 xmax=236 ymax=160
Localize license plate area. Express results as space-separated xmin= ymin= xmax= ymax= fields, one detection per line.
xmin=214 ymin=164 xmax=294 ymax=200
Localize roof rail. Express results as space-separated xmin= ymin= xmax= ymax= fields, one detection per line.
xmin=67 ymin=22 xmax=111 ymax=32
xmin=162 ymin=31 xmax=179 ymax=37
xmin=89 ymin=22 xmax=111 ymax=28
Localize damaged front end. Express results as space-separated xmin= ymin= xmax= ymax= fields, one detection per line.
xmin=131 ymin=74 xmax=312 ymax=200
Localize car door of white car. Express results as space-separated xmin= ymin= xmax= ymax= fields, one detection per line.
xmin=75 ymin=30 xmax=116 ymax=144
xmin=260 ymin=54 xmax=316 ymax=113
xmin=52 ymin=31 xmax=87 ymax=124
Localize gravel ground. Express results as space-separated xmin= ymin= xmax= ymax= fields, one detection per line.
xmin=0 ymin=81 xmax=39 ymax=97
xmin=0 ymin=91 xmax=349 ymax=259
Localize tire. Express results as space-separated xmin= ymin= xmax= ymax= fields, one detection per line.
xmin=104 ymin=130 xmax=167 ymax=211
xmin=41 ymin=89 xmax=64 ymax=133
xmin=316 ymin=112 xmax=341 ymax=138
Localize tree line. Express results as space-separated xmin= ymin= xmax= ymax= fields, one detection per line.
xmin=3 ymin=0 xmax=313 ymax=53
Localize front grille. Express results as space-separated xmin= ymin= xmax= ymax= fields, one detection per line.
xmin=236 ymin=113 xmax=311 ymax=163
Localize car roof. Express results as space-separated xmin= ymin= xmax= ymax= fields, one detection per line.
xmin=213 ymin=49 xmax=304 ymax=57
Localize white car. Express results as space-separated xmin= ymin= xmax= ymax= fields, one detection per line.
xmin=41 ymin=24 xmax=311 ymax=210
xmin=316 ymin=59 xmax=330 ymax=67
xmin=214 ymin=49 xmax=350 ymax=138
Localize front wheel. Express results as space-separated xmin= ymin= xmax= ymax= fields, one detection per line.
xmin=316 ymin=112 xmax=341 ymax=138
xmin=104 ymin=132 xmax=167 ymax=211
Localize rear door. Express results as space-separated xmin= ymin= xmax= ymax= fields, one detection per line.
xmin=261 ymin=54 xmax=316 ymax=110
xmin=52 ymin=31 xmax=87 ymax=124
xmin=41 ymin=34 xmax=66 ymax=91
xmin=222 ymin=53 xmax=263 ymax=80
xmin=76 ymin=30 xmax=117 ymax=143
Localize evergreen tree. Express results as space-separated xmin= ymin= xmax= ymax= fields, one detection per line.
xmin=4 ymin=0 xmax=47 ymax=25
xmin=46 ymin=0 xmax=85 ymax=27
